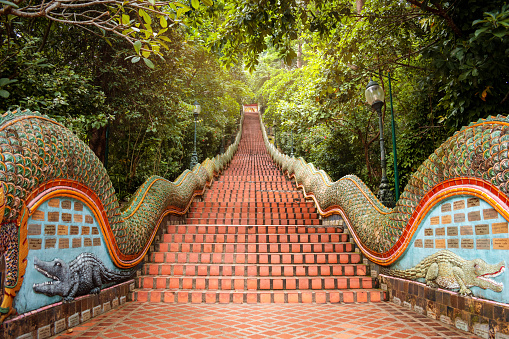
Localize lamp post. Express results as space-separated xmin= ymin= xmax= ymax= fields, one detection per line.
xmin=220 ymin=111 xmax=226 ymax=154
xmin=190 ymin=101 xmax=201 ymax=170
xmin=274 ymin=125 xmax=278 ymax=149
xmin=365 ymin=79 xmax=394 ymax=208
xmin=290 ymin=128 xmax=294 ymax=158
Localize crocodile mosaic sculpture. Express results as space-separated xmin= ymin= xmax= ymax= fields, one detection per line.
xmin=33 ymin=253 xmax=135 ymax=301
xmin=382 ymin=250 xmax=505 ymax=295
xmin=260 ymin=114 xmax=509 ymax=265
xmin=0 ymin=109 xmax=243 ymax=321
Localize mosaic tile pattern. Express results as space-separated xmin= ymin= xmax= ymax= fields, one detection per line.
xmin=51 ymin=302 xmax=480 ymax=338
xmin=261 ymin=114 xmax=509 ymax=264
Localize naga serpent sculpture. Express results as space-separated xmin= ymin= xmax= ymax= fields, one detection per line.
xmin=0 ymin=109 xmax=243 ymax=322
xmin=260 ymin=113 xmax=509 ymax=265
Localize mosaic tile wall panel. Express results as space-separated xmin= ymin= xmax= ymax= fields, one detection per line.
xmin=259 ymin=113 xmax=509 ymax=269
xmin=392 ymin=195 xmax=508 ymax=302
xmin=17 ymin=196 xmax=117 ymax=313
xmin=0 ymin=109 xmax=243 ymax=321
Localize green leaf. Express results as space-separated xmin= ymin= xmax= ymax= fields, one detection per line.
xmin=474 ymin=27 xmax=489 ymax=37
xmin=143 ymin=58 xmax=155 ymax=68
xmin=148 ymin=0 xmax=155 ymax=4
xmin=0 ymin=78 xmax=17 ymax=87
xmin=191 ymin=0 xmax=199 ymax=9
xmin=132 ymin=56 xmax=141 ymax=63
xmin=160 ymin=16 xmax=167 ymax=28
xmin=0 ymin=0 xmax=18 ymax=8
xmin=121 ymin=14 xmax=130 ymax=25
xmin=201 ymin=0 xmax=213 ymax=6
xmin=0 ymin=90 xmax=9 ymax=98
xmin=134 ymin=40 xmax=142 ymax=54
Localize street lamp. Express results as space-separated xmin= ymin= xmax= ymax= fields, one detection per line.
xmin=365 ymin=79 xmax=394 ymax=208
xmin=220 ymin=111 xmax=226 ymax=154
xmin=274 ymin=125 xmax=278 ymax=149
xmin=190 ymin=101 xmax=201 ymax=170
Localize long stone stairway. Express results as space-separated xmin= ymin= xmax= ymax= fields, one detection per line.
xmin=132 ymin=110 xmax=384 ymax=303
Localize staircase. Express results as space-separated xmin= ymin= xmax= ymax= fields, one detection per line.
xmin=132 ymin=110 xmax=384 ymax=304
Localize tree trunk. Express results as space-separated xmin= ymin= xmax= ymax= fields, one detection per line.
xmin=356 ymin=0 xmax=364 ymax=13
xmin=89 ymin=126 xmax=107 ymax=164
xmin=296 ymin=42 xmax=302 ymax=68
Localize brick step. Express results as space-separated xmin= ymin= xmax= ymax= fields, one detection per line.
xmin=156 ymin=242 xmax=354 ymax=253
xmin=187 ymin=212 xmax=320 ymax=219
xmin=184 ymin=218 xmax=320 ymax=225
xmin=167 ymin=225 xmax=342 ymax=235
xmin=149 ymin=252 xmax=362 ymax=265
xmin=142 ymin=263 xmax=367 ymax=277
xmin=191 ymin=201 xmax=315 ymax=208
xmin=214 ymin=176 xmax=289 ymax=181
xmin=210 ymin=185 xmax=295 ymax=189
xmin=187 ymin=208 xmax=318 ymax=214
xmin=131 ymin=289 xmax=386 ymax=303
xmin=137 ymin=276 xmax=374 ymax=290
xmin=161 ymin=233 xmax=348 ymax=244
xmin=195 ymin=199 xmax=307 ymax=204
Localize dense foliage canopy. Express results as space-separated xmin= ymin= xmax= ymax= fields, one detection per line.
xmin=1 ymin=0 xmax=507 ymax=200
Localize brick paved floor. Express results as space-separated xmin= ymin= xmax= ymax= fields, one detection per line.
xmin=52 ymin=302 xmax=480 ymax=339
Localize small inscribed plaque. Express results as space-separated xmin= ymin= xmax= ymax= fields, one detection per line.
xmin=62 ymin=200 xmax=71 ymax=209
xmin=48 ymin=199 xmax=60 ymax=208
xmin=38 ymin=326 xmax=51 ymax=339
xmin=435 ymin=239 xmax=446 ymax=248
xmin=453 ymin=200 xmax=465 ymax=210
xmin=74 ymin=202 xmax=83 ymax=211
xmin=57 ymin=225 xmax=68 ymax=236
xmin=72 ymin=238 xmax=81 ymax=248
xmin=435 ymin=227 xmax=446 ymax=236
xmin=45 ymin=238 xmax=56 ymax=249
xmin=483 ymin=208 xmax=498 ymax=220
xmin=68 ymin=313 xmax=79 ymax=328
xmin=54 ymin=319 xmax=66 ymax=334
xmin=477 ymin=238 xmax=490 ymax=250
xmin=32 ymin=210 xmax=44 ymax=221
xmin=74 ymin=214 xmax=83 ymax=223
xmin=93 ymin=238 xmax=101 ymax=246
xmin=48 ymin=212 xmax=60 ymax=222
xmin=494 ymin=238 xmax=509 ymax=250
xmin=441 ymin=203 xmax=452 ymax=213
xmin=492 ymin=222 xmax=508 ymax=234
xmin=85 ymin=215 xmax=93 ymax=224
xmin=460 ymin=225 xmax=474 ymax=235
xmin=424 ymin=228 xmax=433 ymax=236
xmin=29 ymin=238 xmax=42 ymax=250
xmin=62 ymin=213 xmax=72 ymax=222
xmin=461 ymin=238 xmax=474 ymax=249
xmin=447 ymin=227 xmax=458 ymax=236
xmin=82 ymin=226 xmax=90 ymax=235
xmin=84 ymin=238 xmax=92 ymax=246
xmin=441 ymin=215 xmax=452 ymax=224
xmin=468 ymin=211 xmax=481 ymax=221
xmin=70 ymin=226 xmax=79 ymax=235
xmin=454 ymin=213 xmax=465 ymax=223
xmin=430 ymin=216 xmax=440 ymax=225
xmin=27 ymin=224 xmax=41 ymax=235
xmin=475 ymin=224 xmax=490 ymax=235
xmin=424 ymin=239 xmax=434 ymax=248
xmin=467 ymin=197 xmax=480 ymax=207
xmin=44 ymin=224 xmax=56 ymax=235
xmin=448 ymin=238 xmax=459 ymax=248
xmin=91 ymin=227 xmax=99 ymax=235
xmin=414 ymin=239 xmax=423 ymax=247
xmin=59 ymin=238 xmax=69 ymax=249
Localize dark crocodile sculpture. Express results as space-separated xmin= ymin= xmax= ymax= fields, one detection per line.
xmin=33 ymin=253 xmax=135 ymax=301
